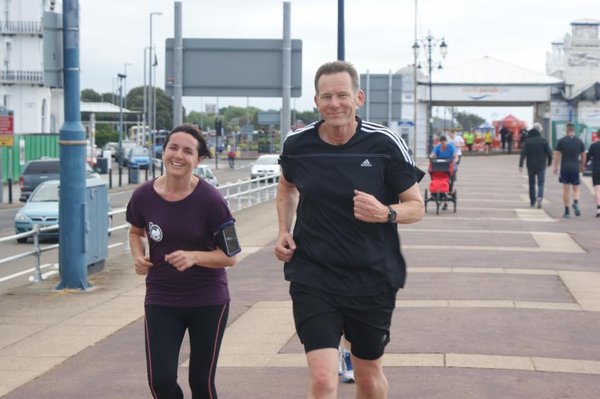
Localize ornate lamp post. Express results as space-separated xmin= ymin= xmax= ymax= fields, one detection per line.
xmin=414 ymin=32 xmax=447 ymax=154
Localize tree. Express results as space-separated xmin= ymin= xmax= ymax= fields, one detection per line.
xmin=454 ymin=111 xmax=485 ymax=132
xmin=81 ymin=88 xmax=102 ymax=102
xmin=125 ymin=86 xmax=174 ymax=130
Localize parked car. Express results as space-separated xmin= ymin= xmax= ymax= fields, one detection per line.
xmin=193 ymin=164 xmax=218 ymax=187
xmin=18 ymin=158 xmax=99 ymax=202
xmin=115 ymin=141 xmax=139 ymax=167
xmin=103 ymin=142 xmax=119 ymax=158
xmin=86 ymin=144 xmax=98 ymax=169
xmin=127 ymin=146 xmax=151 ymax=169
xmin=250 ymin=154 xmax=281 ymax=180
xmin=14 ymin=176 xmax=110 ymax=243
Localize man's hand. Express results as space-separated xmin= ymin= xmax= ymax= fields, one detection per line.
xmin=274 ymin=233 xmax=297 ymax=262
xmin=134 ymin=255 xmax=153 ymax=276
xmin=353 ymin=190 xmax=387 ymax=223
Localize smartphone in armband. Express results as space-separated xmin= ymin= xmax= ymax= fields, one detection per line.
xmin=216 ymin=221 xmax=241 ymax=256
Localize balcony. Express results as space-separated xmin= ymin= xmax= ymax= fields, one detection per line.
xmin=0 ymin=70 xmax=44 ymax=85
xmin=0 ymin=20 xmax=42 ymax=35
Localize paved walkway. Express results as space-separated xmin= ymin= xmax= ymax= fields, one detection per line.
xmin=1 ymin=154 xmax=600 ymax=398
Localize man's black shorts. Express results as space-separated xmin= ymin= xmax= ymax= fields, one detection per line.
xmin=289 ymin=282 xmax=397 ymax=361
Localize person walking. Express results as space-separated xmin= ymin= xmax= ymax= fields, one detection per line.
xmin=519 ymin=122 xmax=552 ymax=208
xmin=274 ymin=60 xmax=424 ymax=399
xmin=500 ymin=125 xmax=509 ymax=152
xmin=463 ymin=129 xmax=475 ymax=152
xmin=586 ymin=129 xmax=600 ymax=217
xmin=126 ymin=123 xmax=240 ymax=398
xmin=552 ymin=122 xmax=586 ymax=218
xmin=447 ymin=130 xmax=464 ymax=164
xmin=506 ymin=128 xmax=514 ymax=154
xmin=484 ymin=130 xmax=493 ymax=154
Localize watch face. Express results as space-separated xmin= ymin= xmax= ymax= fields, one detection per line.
xmin=388 ymin=207 xmax=397 ymax=223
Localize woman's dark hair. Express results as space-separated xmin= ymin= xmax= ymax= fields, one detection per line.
xmin=164 ymin=123 xmax=212 ymax=159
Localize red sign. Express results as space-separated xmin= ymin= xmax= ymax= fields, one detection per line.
xmin=0 ymin=109 xmax=14 ymax=147
xmin=0 ymin=115 xmax=13 ymax=134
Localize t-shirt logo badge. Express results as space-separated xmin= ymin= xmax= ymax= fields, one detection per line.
xmin=360 ymin=159 xmax=372 ymax=167
xmin=148 ymin=222 xmax=163 ymax=242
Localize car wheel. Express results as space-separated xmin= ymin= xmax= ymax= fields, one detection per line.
xmin=17 ymin=237 xmax=27 ymax=244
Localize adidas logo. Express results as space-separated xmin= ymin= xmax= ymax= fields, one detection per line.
xmin=360 ymin=159 xmax=372 ymax=167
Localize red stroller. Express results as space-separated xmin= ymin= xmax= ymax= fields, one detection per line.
xmin=424 ymin=158 xmax=457 ymax=215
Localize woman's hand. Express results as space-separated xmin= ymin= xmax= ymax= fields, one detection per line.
xmin=134 ymin=255 xmax=153 ymax=275
xmin=165 ymin=250 xmax=197 ymax=272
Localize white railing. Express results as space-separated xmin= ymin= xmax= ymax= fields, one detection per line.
xmin=0 ymin=175 xmax=278 ymax=283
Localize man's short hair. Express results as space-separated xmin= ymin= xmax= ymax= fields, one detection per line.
xmin=439 ymin=135 xmax=447 ymax=142
xmin=314 ymin=61 xmax=360 ymax=94
xmin=566 ymin=122 xmax=575 ymax=129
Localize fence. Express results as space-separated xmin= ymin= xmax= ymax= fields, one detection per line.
xmin=0 ymin=174 xmax=279 ymax=284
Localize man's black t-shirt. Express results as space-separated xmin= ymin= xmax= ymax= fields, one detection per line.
xmin=555 ymin=135 xmax=585 ymax=172
xmin=279 ymin=118 xmax=423 ymax=296
xmin=587 ymin=141 xmax=600 ymax=174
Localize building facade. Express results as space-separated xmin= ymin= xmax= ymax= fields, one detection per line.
xmin=0 ymin=0 xmax=62 ymax=134
xmin=545 ymin=19 xmax=600 ymax=145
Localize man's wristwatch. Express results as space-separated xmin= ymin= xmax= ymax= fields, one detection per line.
xmin=387 ymin=206 xmax=397 ymax=223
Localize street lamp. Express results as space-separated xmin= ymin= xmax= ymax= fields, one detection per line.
xmin=148 ymin=12 xmax=162 ymax=134
xmin=117 ymin=73 xmax=126 ymax=187
xmin=414 ymin=31 xmax=448 ymax=154
xmin=123 ymin=62 xmax=132 ymax=108
xmin=149 ymin=11 xmax=162 ymax=179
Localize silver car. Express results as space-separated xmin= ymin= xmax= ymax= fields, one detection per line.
xmin=194 ymin=164 xmax=218 ymax=187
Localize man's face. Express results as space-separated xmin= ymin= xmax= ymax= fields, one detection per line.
xmin=566 ymin=126 xmax=575 ymax=136
xmin=314 ymin=72 xmax=365 ymax=128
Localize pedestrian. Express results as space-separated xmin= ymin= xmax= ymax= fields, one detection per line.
xmin=463 ymin=129 xmax=475 ymax=152
xmin=484 ymin=130 xmax=493 ymax=154
xmin=506 ymin=128 xmax=514 ymax=154
xmin=519 ymin=128 xmax=529 ymax=148
xmin=552 ymin=122 xmax=586 ymax=218
xmin=429 ymin=135 xmax=457 ymax=161
xmin=586 ymin=129 xmax=600 ymax=217
xmin=274 ymin=60 xmax=424 ymax=399
xmin=447 ymin=130 xmax=464 ymax=164
xmin=518 ymin=123 xmax=552 ymax=208
xmin=500 ymin=125 xmax=509 ymax=152
xmin=227 ymin=148 xmax=236 ymax=168
xmin=126 ymin=123 xmax=240 ymax=398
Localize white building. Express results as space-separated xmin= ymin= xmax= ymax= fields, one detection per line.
xmin=545 ymin=18 xmax=600 ymax=143
xmin=0 ymin=0 xmax=63 ymax=134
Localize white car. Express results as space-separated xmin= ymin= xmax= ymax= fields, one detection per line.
xmin=194 ymin=164 xmax=218 ymax=187
xmin=250 ymin=154 xmax=281 ymax=181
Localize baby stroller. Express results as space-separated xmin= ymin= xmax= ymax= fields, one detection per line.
xmin=424 ymin=158 xmax=457 ymax=215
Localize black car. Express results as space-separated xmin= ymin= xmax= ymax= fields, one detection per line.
xmin=18 ymin=158 xmax=99 ymax=202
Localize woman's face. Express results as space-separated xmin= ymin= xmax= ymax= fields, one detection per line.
xmin=162 ymin=132 xmax=201 ymax=177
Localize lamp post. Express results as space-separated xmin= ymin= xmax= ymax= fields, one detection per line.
xmin=148 ymin=12 xmax=162 ymax=134
xmin=123 ymin=62 xmax=132 ymax=108
xmin=117 ymin=73 xmax=126 ymax=187
xmin=414 ymin=31 xmax=447 ymax=155
xmin=149 ymin=11 xmax=162 ymax=179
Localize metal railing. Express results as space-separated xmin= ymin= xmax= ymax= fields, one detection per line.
xmin=0 ymin=175 xmax=279 ymax=283
xmin=0 ymin=70 xmax=45 ymax=84
xmin=0 ymin=20 xmax=42 ymax=34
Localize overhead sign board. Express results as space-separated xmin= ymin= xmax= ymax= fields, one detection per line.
xmin=0 ymin=106 xmax=14 ymax=146
xmin=357 ymin=74 xmax=403 ymax=121
xmin=258 ymin=111 xmax=281 ymax=125
xmin=165 ymin=38 xmax=302 ymax=97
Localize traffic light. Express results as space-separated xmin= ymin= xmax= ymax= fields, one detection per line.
xmin=215 ymin=118 xmax=222 ymax=136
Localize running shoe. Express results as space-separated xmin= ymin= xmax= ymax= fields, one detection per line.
xmin=536 ymin=198 xmax=543 ymax=209
xmin=340 ymin=351 xmax=355 ymax=384
xmin=572 ymin=203 xmax=581 ymax=217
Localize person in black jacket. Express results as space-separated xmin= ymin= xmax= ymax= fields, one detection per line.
xmin=519 ymin=123 xmax=552 ymax=208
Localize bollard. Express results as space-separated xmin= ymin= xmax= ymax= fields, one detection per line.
xmin=32 ymin=225 xmax=43 ymax=283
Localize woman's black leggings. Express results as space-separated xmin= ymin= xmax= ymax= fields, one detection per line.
xmin=144 ymin=303 xmax=229 ymax=399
